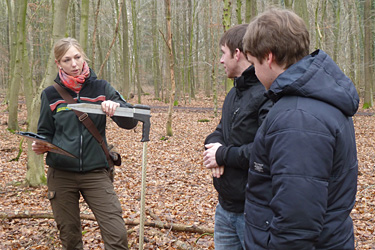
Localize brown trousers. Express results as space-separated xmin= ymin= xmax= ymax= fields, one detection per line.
xmin=47 ymin=167 xmax=128 ymax=250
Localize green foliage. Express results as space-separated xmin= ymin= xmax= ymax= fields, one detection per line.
xmin=198 ymin=119 xmax=210 ymax=122
xmin=40 ymin=174 xmax=47 ymax=185
xmin=173 ymin=100 xmax=178 ymax=106
xmin=10 ymin=138 xmax=23 ymax=162
xmin=160 ymin=136 xmax=169 ymax=141
xmin=7 ymin=128 xmax=16 ymax=134
xmin=363 ymin=102 xmax=371 ymax=109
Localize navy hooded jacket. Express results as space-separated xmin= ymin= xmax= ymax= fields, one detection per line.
xmin=245 ymin=50 xmax=359 ymax=250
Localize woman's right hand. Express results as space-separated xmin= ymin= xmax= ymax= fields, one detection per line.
xmin=32 ymin=141 xmax=51 ymax=155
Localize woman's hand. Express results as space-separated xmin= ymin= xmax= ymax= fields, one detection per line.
xmin=101 ymin=100 xmax=120 ymax=117
xmin=32 ymin=141 xmax=51 ymax=155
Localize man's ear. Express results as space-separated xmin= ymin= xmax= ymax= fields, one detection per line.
xmin=235 ymin=48 xmax=241 ymax=61
xmin=266 ymin=52 xmax=274 ymax=68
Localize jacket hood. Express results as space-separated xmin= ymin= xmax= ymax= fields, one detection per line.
xmin=234 ymin=65 xmax=259 ymax=91
xmin=267 ymin=50 xmax=359 ymax=116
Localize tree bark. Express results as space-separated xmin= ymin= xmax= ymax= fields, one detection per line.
xmin=79 ymin=0 xmax=89 ymax=52
xmin=236 ymin=0 xmax=242 ymax=24
xmin=363 ymin=0 xmax=373 ymax=108
xmin=294 ymin=0 xmax=309 ymax=30
xmin=91 ymin=0 xmax=101 ymax=71
xmin=245 ymin=0 xmax=257 ymax=23
xmin=26 ymin=0 xmax=71 ymax=187
xmin=152 ymin=0 xmax=161 ymax=99
xmin=6 ymin=0 xmax=16 ymax=103
xmin=7 ymin=0 xmax=27 ymax=131
xmin=187 ymin=0 xmax=197 ymax=101
xmin=164 ymin=0 xmax=176 ymax=136
xmin=121 ymin=0 xmax=130 ymax=99
xmin=131 ymin=0 xmax=141 ymax=104
xmin=97 ymin=1 xmax=123 ymax=78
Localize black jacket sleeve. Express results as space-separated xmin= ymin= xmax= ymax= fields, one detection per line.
xmin=216 ymin=97 xmax=273 ymax=170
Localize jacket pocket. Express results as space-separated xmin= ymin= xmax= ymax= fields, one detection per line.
xmin=245 ymin=200 xmax=273 ymax=230
xmin=245 ymin=200 xmax=273 ymax=248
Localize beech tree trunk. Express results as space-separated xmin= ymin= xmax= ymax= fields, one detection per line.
xmin=79 ymin=0 xmax=89 ymax=52
xmin=363 ymin=0 xmax=373 ymax=108
xmin=26 ymin=0 xmax=71 ymax=187
xmin=7 ymin=0 xmax=27 ymax=131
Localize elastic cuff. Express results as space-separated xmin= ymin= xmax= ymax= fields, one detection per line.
xmin=215 ymin=146 xmax=226 ymax=166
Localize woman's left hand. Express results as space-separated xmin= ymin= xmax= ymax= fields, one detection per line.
xmin=101 ymin=100 xmax=120 ymax=117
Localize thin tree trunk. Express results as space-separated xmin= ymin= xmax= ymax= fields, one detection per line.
xmin=152 ymin=0 xmax=161 ymax=99
xmin=79 ymin=0 xmax=89 ymax=52
xmin=204 ymin=1 xmax=211 ymax=97
xmin=91 ymin=0 xmax=101 ymax=71
xmin=245 ymin=0 xmax=257 ymax=23
xmin=98 ymin=1 xmax=123 ymax=78
xmin=131 ymin=0 xmax=141 ymax=103
xmin=187 ymin=0 xmax=197 ymax=101
xmin=164 ymin=0 xmax=176 ymax=136
xmin=363 ymin=0 xmax=373 ymax=108
xmin=331 ymin=0 xmax=341 ymax=62
xmin=8 ymin=0 xmax=27 ymax=131
xmin=236 ymin=0 xmax=242 ymax=24
xmin=121 ymin=0 xmax=130 ymax=99
xmin=222 ymin=0 xmax=232 ymax=93
xmin=294 ymin=0 xmax=309 ymax=30
xmin=6 ymin=0 xmax=16 ymax=104
xmin=211 ymin=0 xmax=218 ymax=117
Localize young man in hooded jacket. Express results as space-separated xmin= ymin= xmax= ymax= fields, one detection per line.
xmin=243 ymin=8 xmax=359 ymax=250
xmin=203 ymin=24 xmax=272 ymax=250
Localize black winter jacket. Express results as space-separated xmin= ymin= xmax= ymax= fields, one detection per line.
xmin=37 ymin=69 xmax=138 ymax=172
xmin=245 ymin=50 xmax=359 ymax=249
xmin=205 ymin=66 xmax=272 ymax=213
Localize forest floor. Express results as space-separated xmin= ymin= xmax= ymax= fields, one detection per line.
xmin=1 ymin=93 xmax=375 ymax=249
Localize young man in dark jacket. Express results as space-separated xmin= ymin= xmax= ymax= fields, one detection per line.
xmin=203 ymin=24 xmax=272 ymax=250
xmin=243 ymin=9 xmax=359 ymax=249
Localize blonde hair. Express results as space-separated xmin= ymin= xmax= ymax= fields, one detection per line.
xmin=54 ymin=37 xmax=89 ymax=62
xmin=243 ymin=8 xmax=310 ymax=69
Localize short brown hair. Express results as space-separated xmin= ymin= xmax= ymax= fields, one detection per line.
xmin=54 ymin=37 xmax=89 ymax=62
xmin=243 ymin=8 xmax=310 ymax=69
xmin=220 ymin=24 xmax=249 ymax=57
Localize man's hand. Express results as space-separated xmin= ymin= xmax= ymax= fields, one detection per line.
xmin=211 ymin=166 xmax=224 ymax=178
xmin=101 ymin=100 xmax=120 ymax=117
xmin=203 ymin=143 xmax=224 ymax=177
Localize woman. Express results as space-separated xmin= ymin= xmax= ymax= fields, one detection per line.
xmin=32 ymin=37 xmax=137 ymax=249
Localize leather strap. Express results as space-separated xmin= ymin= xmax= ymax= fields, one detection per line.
xmin=53 ymin=83 xmax=111 ymax=161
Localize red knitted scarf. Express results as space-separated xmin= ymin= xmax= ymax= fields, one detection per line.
xmin=59 ymin=61 xmax=90 ymax=93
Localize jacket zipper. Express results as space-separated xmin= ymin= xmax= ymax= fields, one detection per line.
xmin=231 ymin=107 xmax=240 ymax=129
xmin=79 ymin=134 xmax=83 ymax=171
xmin=77 ymin=93 xmax=84 ymax=172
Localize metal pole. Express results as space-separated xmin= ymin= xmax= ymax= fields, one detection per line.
xmin=138 ymin=141 xmax=148 ymax=249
